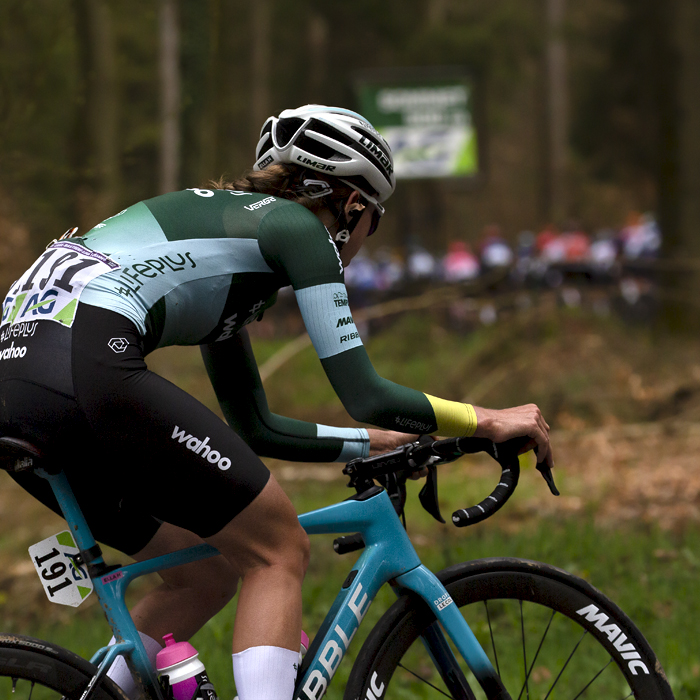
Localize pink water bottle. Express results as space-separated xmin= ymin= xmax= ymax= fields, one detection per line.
xmin=156 ymin=633 xmax=218 ymax=700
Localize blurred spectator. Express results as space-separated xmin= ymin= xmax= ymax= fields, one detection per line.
xmin=373 ymin=247 xmax=405 ymax=290
xmin=619 ymin=211 xmax=661 ymax=259
xmin=442 ymin=241 xmax=480 ymax=282
xmin=589 ymin=229 xmax=618 ymax=271
xmin=406 ymin=241 xmax=439 ymax=280
xmin=343 ymin=249 xmax=378 ymax=290
xmin=516 ymin=230 xmax=536 ymax=260
xmin=478 ymin=224 xmax=514 ymax=269
xmin=535 ymin=224 xmax=559 ymax=255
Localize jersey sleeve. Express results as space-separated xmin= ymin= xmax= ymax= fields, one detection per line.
xmin=201 ymin=329 xmax=369 ymax=462
xmin=257 ymin=204 xmax=478 ymax=438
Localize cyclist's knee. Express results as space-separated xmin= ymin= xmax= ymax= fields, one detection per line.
xmin=207 ymin=475 xmax=309 ymax=581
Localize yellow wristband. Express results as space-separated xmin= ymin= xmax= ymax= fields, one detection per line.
xmin=425 ymin=394 xmax=478 ymax=437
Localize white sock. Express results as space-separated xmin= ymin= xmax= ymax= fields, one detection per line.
xmin=106 ymin=631 xmax=162 ymax=700
xmin=232 ymin=646 xmax=299 ymax=700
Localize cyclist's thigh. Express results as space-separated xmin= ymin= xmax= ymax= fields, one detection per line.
xmin=0 ymin=376 xmax=161 ymax=556
xmin=70 ymin=305 xmax=271 ymax=540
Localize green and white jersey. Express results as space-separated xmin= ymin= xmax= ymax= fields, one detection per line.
xmin=2 ymin=188 xmax=477 ymax=464
xmin=78 ymin=188 xmax=362 ymax=355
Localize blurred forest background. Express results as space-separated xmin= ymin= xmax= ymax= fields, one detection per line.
xmin=1 ymin=0 xmax=699 ymax=309
xmin=2 ymin=0 xmax=700 ymax=694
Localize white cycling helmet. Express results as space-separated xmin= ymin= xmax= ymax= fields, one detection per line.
xmin=254 ymin=104 xmax=396 ymax=206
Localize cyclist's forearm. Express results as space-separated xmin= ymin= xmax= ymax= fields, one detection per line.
xmin=321 ymin=348 xmax=477 ymax=438
xmin=222 ymin=404 xmax=369 ymax=462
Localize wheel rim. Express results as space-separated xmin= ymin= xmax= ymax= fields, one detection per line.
xmin=390 ymin=597 xmax=641 ymax=699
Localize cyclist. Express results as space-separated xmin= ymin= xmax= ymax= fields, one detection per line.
xmin=0 ymin=104 xmax=553 ymax=700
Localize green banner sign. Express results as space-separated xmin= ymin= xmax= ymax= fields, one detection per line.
xmin=357 ymin=75 xmax=478 ymax=179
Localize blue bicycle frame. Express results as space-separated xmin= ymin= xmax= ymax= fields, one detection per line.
xmin=37 ymin=469 xmax=506 ymax=700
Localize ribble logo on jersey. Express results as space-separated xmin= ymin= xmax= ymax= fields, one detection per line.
xmin=171 ymin=426 xmax=232 ymax=471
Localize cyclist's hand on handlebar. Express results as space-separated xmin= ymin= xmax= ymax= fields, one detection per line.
xmin=366 ymin=429 xmax=420 ymax=457
xmin=473 ymin=404 xmax=554 ymax=469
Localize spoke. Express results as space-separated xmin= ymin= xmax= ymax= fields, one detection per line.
xmin=397 ymin=662 xmax=454 ymax=699
xmin=517 ymin=609 xmax=556 ymax=700
xmin=519 ymin=601 xmax=529 ymax=700
xmin=483 ymin=600 xmax=501 ymax=677
xmin=543 ymin=630 xmax=588 ymax=700
xmin=571 ymin=657 xmax=615 ymax=699
xmin=28 ymin=681 xmax=34 ymax=700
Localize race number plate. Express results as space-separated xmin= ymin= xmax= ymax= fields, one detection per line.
xmin=28 ymin=531 xmax=93 ymax=607
xmin=1 ymin=241 xmax=119 ymax=330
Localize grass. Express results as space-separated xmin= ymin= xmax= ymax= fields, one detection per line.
xmin=3 ymin=305 xmax=700 ymax=697
xmin=6 ymin=464 xmax=697 ymax=699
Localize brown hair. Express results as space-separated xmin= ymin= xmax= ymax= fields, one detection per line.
xmin=208 ymin=163 xmax=355 ymax=216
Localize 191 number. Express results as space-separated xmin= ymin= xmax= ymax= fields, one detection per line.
xmin=34 ymin=548 xmax=72 ymax=597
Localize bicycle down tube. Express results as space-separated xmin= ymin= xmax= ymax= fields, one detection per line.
xmin=295 ymin=487 xmax=508 ymax=700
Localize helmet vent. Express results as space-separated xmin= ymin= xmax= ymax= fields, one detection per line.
xmin=257 ymin=134 xmax=273 ymax=156
xmin=307 ymin=119 xmax=356 ymax=147
xmin=275 ymin=117 xmax=305 ymax=148
xmin=296 ymin=133 xmax=337 ymax=160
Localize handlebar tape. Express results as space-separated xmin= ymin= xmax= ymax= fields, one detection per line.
xmin=451 ymin=459 xmax=520 ymax=527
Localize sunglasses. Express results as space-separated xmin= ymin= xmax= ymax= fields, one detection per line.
xmin=365 ymin=200 xmax=385 ymax=237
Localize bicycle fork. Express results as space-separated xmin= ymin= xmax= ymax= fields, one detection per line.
xmin=396 ymin=565 xmax=510 ymax=700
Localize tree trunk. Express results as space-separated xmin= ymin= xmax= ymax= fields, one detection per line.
xmin=307 ymin=11 xmax=328 ymax=101
xmin=250 ymin=0 xmax=271 ymax=144
xmin=657 ymin=0 xmax=700 ymax=332
xmin=158 ymin=0 xmax=181 ymax=194
xmin=72 ymin=0 xmax=119 ymax=230
xmin=545 ymin=0 xmax=568 ymax=226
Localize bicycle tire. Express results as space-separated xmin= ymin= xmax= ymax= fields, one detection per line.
xmin=345 ymin=558 xmax=674 ymax=700
xmin=0 ymin=633 xmax=128 ymax=699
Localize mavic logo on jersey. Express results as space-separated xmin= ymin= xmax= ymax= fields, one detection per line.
xmin=576 ymin=604 xmax=649 ymax=675
xmin=296 ymin=156 xmax=336 ymax=172
xmin=216 ymin=314 xmax=238 ymax=342
xmin=171 ymin=426 xmax=232 ymax=470
xmin=336 ymin=316 xmax=353 ymax=328
xmin=358 ymin=137 xmax=393 ymax=175
xmin=244 ymin=196 xmax=276 ymax=211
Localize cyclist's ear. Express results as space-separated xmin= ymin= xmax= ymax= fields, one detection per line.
xmin=343 ymin=190 xmax=362 ymax=215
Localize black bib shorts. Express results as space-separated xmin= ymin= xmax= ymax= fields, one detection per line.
xmin=0 ymin=304 xmax=270 ymax=555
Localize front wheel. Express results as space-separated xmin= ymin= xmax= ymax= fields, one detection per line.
xmin=346 ymin=558 xmax=673 ymax=700
xmin=0 ymin=634 xmax=128 ymax=699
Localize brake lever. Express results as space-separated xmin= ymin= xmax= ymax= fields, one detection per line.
xmin=418 ymin=465 xmax=446 ymax=524
xmin=536 ymin=459 xmax=560 ymax=496
xmin=491 ymin=437 xmax=560 ymax=496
